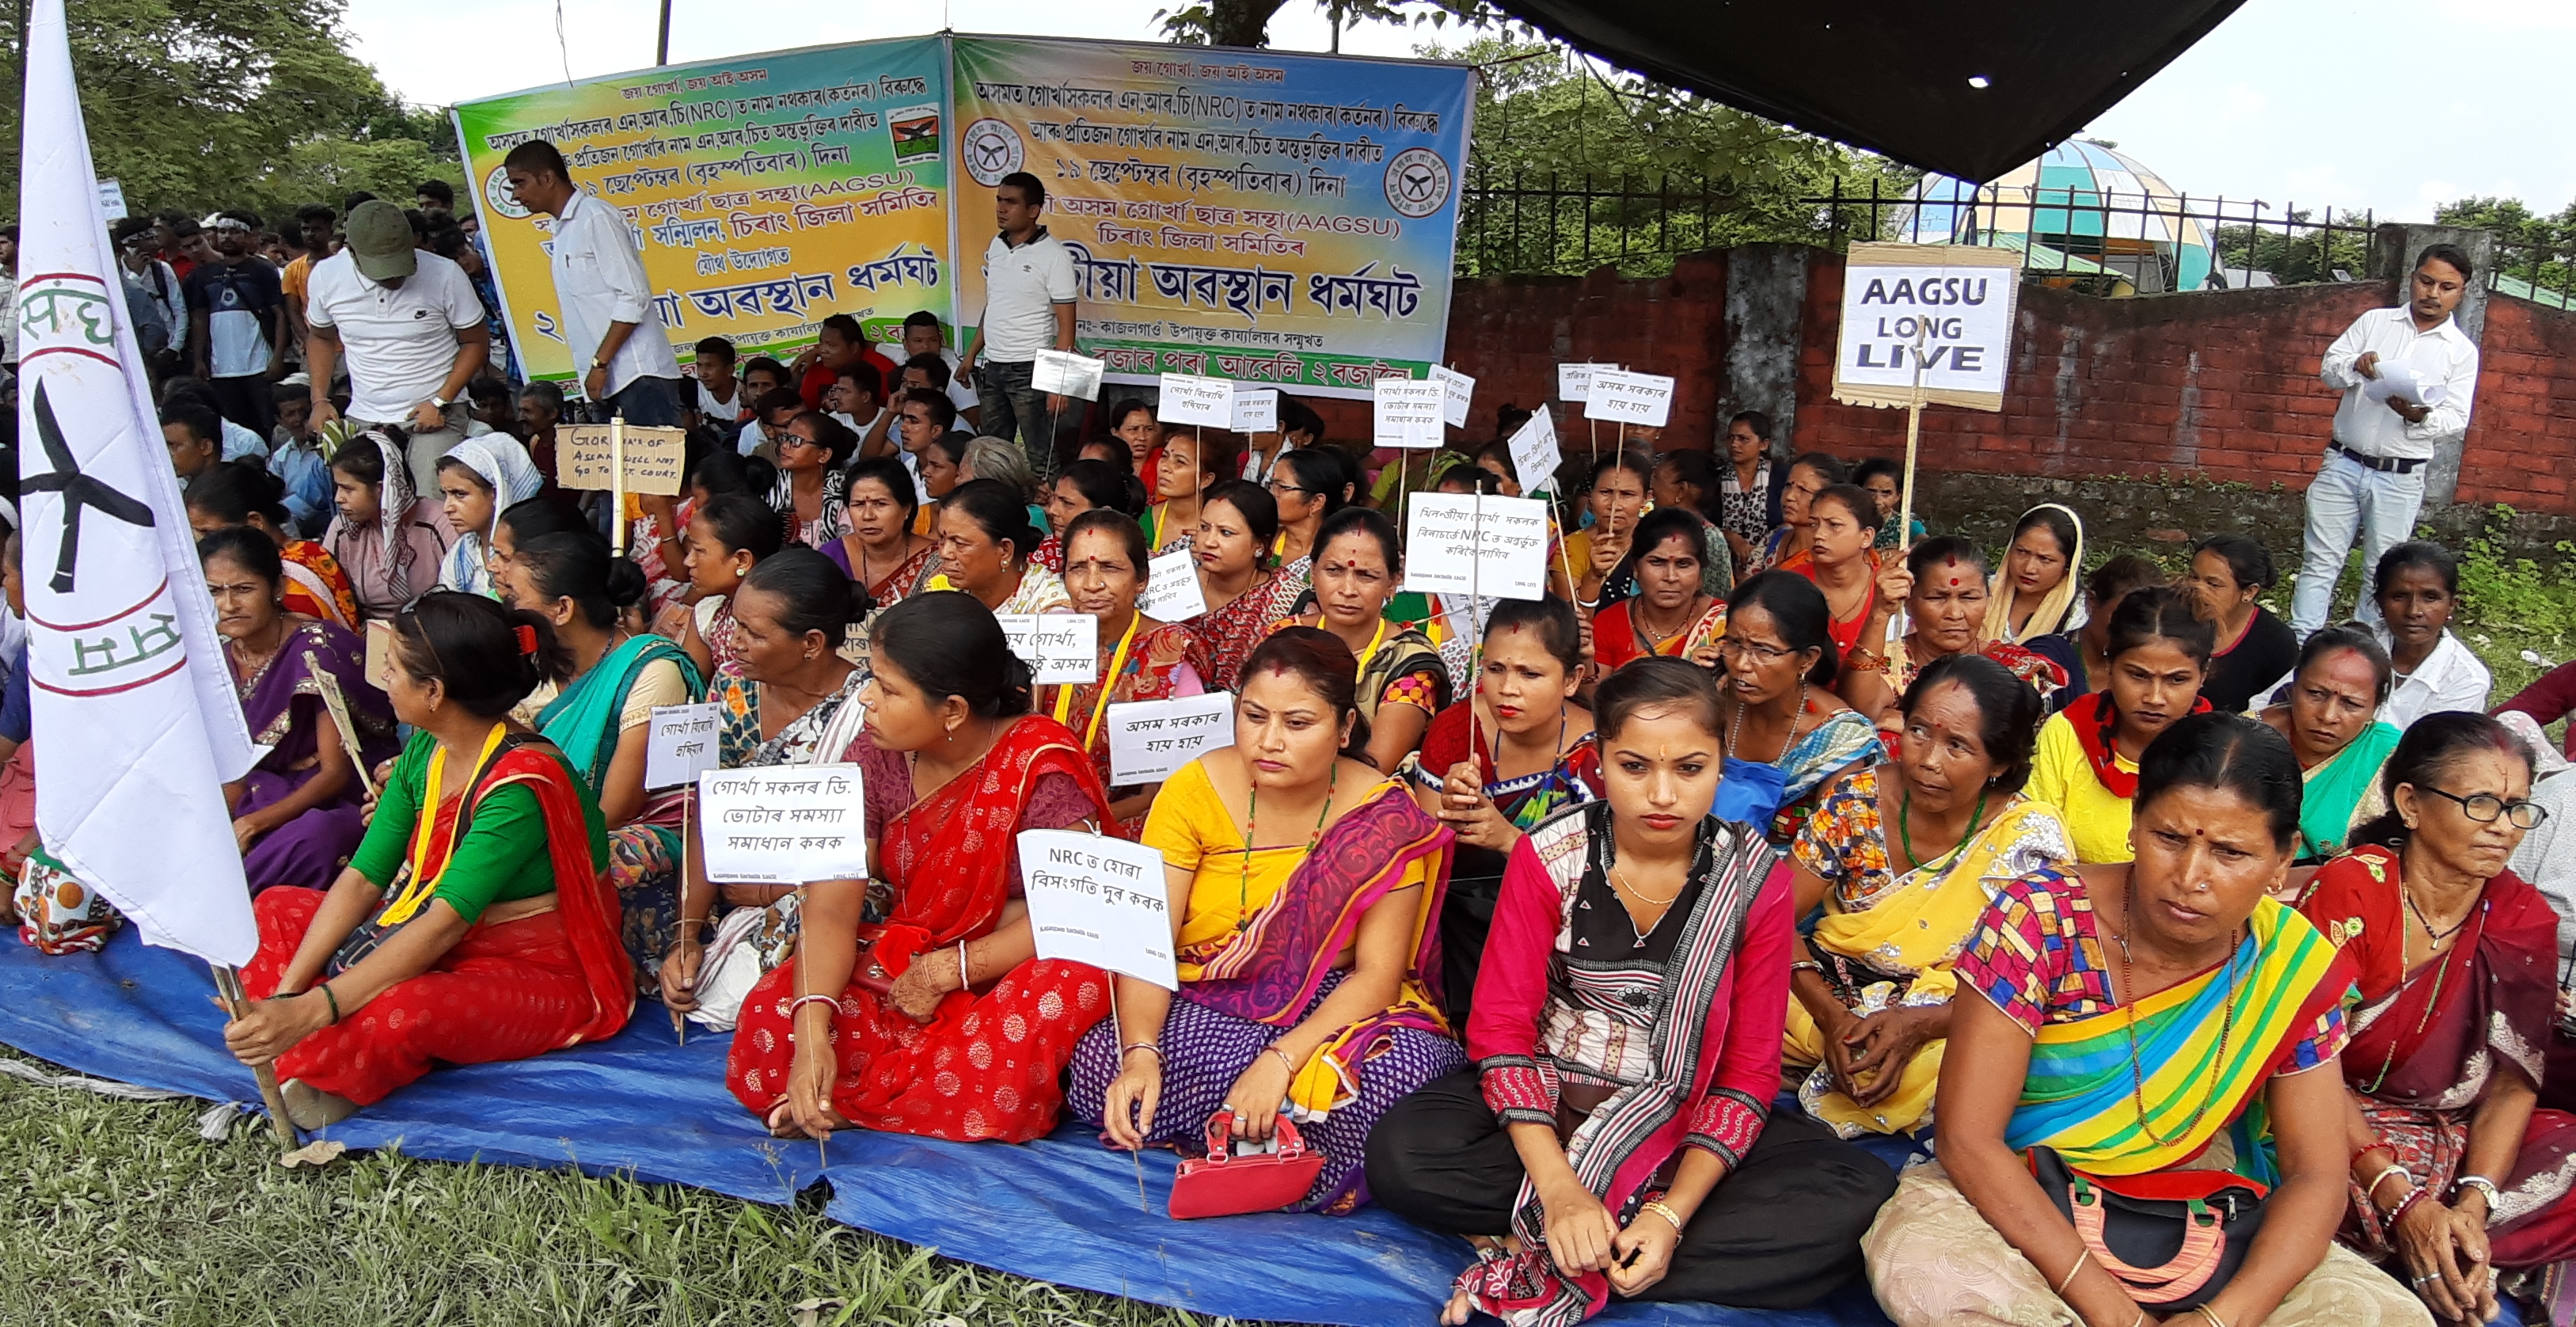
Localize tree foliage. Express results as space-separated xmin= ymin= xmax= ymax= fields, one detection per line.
xmin=1152 ymin=0 xmax=1487 ymax=48
xmin=0 ymin=0 xmax=458 ymax=224
xmin=2209 ymin=208 xmax=2372 ymax=286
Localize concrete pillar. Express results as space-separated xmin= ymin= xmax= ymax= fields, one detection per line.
xmin=1720 ymin=244 xmax=1808 ymax=455
xmin=2368 ymin=222 xmax=2496 ymax=509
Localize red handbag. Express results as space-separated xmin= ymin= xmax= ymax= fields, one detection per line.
xmin=1167 ymin=1108 xmax=1328 ymax=1219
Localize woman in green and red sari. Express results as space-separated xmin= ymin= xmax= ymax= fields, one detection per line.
xmin=2301 ymin=713 xmax=2576 ymax=1325
xmin=1864 ymin=713 xmax=2422 ymax=1327
xmin=222 ymin=592 xmax=629 ymax=1128
xmin=1073 ymin=626 xmax=1461 ymax=1214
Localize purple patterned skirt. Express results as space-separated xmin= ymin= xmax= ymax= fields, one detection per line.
xmin=1066 ymin=970 xmax=1465 ymax=1214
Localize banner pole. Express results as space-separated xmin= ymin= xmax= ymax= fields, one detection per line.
xmin=673 ymin=790 xmax=690 ymax=1048
xmin=610 ymin=416 xmax=629 ymax=557
xmin=1898 ymin=323 xmax=1928 ymax=553
xmin=211 ymin=964 xmax=300 ymax=1154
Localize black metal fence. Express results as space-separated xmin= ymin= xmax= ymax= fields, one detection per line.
xmin=1454 ymin=168 xmax=1753 ymax=279
xmin=2487 ymin=238 xmax=2576 ymax=310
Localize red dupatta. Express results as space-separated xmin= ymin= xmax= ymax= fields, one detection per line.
xmin=864 ymin=715 xmax=1112 ymax=1007
xmin=443 ymin=740 xmax=633 ymax=1047
xmin=2301 ymin=845 xmax=2558 ymax=1108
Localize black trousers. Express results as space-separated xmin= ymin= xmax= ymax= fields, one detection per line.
xmin=206 ymin=374 xmax=275 ymax=439
xmin=1364 ymin=1068 xmax=1897 ymax=1310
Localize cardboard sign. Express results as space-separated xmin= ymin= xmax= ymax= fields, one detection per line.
xmin=363 ymin=620 xmax=396 ymax=691
xmin=1136 ymin=548 xmax=1208 ymax=622
xmin=1585 ymin=371 xmax=1675 ymax=428
xmin=643 ymin=702 xmax=723 ymax=791
xmin=1107 ymin=691 xmax=1236 ymax=784
xmin=1033 ymin=348 xmax=1107 ymax=401
xmin=697 ymin=766 xmax=868 ymax=884
xmin=1372 ymin=376 xmax=1445 ymax=450
xmin=1829 ymin=241 xmax=2022 ymax=413
xmin=1019 ymin=829 xmax=1178 ymax=990
xmin=997 ymin=612 xmax=1100 ymax=684
xmin=1556 ymin=362 xmax=1614 ymax=402
xmin=1229 ymin=386 xmax=1279 ymax=435
xmin=1156 ymin=373 xmax=1234 ymax=427
xmin=1428 ymin=364 xmax=1474 ymax=428
xmin=560 ymin=424 xmax=686 ymax=495
xmin=1506 ymin=408 xmax=1560 ymax=496
xmin=1400 ymin=492 xmax=1550 ymax=602
xmin=310 ymin=669 xmax=378 ymax=798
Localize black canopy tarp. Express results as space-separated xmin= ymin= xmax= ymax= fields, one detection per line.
xmin=1485 ymin=0 xmax=2247 ymax=184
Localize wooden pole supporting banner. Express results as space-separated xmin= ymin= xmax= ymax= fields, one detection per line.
xmin=211 ymin=965 xmax=300 ymax=1153
xmin=610 ymin=416 xmax=629 ymax=557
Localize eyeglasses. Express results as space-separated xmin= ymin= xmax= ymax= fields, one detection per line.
xmin=1716 ymin=636 xmax=1795 ymax=663
xmin=2415 ymin=785 xmax=2550 ymax=830
xmin=1266 ymin=480 xmax=1316 ymax=497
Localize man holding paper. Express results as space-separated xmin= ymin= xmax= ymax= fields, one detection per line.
xmin=2291 ymin=244 xmax=2480 ymax=633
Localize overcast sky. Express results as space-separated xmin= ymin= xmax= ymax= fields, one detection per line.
xmin=347 ymin=0 xmax=2576 ymax=222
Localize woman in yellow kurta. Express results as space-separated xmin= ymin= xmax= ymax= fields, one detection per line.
xmin=1784 ymin=654 xmax=2073 ymax=1138
xmin=2024 ymin=586 xmax=2215 ymax=864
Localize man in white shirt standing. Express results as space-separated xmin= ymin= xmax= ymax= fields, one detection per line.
xmin=502 ymin=139 xmax=687 ymax=429
xmin=957 ymin=171 xmax=1077 ymax=475
xmin=302 ymin=200 xmax=492 ymax=492
xmin=2290 ymin=244 xmax=2481 ymax=635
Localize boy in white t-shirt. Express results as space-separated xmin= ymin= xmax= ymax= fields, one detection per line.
xmin=898 ymin=310 xmax=981 ymax=424
xmin=690 ymin=336 xmax=745 ymax=424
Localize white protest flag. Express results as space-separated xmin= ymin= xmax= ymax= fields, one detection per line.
xmin=16 ymin=0 xmax=260 ymax=966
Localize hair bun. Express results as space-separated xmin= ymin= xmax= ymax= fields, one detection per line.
xmin=603 ymin=555 xmax=652 ymax=610
xmin=997 ymin=651 xmax=1035 ymax=717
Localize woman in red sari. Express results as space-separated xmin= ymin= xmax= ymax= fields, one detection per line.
xmin=728 ymin=592 xmax=1116 ymax=1143
xmin=2299 ymin=712 xmax=2576 ymax=1325
xmin=222 ymin=592 xmax=628 ymax=1127
xmin=1590 ymin=508 xmax=1727 ymax=673
xmin=1047 ymin=510 xmax=1203 ymax=831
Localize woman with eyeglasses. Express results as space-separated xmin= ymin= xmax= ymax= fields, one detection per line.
xmin=766 ymin=412 xmax=857 ymax=548
xmin=1267 ymin=447 xmax=1344 ymax=599
xmin=2298 ymin=712 xmax=2576 ymax=1325
xmin=1700 ymin=572 xmax=1879 ymax=843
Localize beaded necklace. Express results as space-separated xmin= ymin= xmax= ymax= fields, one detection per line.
xmin=2114 ymin=879 xmax=2243 ymax=1147
xmin=1237 ymin=762 xmax=1338 ymax=933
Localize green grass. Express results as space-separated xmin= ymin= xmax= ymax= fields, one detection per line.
xmin=0 ymin=1051 xmax=1258 ymax=1327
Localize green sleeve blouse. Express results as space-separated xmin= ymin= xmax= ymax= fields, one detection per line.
xmin=348 ymin=733 xmax=610 ymax=923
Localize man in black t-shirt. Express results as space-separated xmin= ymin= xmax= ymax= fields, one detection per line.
xmin=182 ymin=211 xmax=288 ymax=436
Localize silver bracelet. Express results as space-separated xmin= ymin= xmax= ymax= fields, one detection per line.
xmin=2453 ymin=1174 xmax=2502 ymax=1208
xmin=956 ymin=941 xmax=971 ymax=992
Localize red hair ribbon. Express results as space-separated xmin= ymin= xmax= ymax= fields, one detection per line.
xmin=514 ymin=624 xmax=539 ymax=656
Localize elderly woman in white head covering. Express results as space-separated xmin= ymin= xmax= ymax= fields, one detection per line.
xmin=435 ymin=433 xmax=543 ymax=598
xmin=1981 ymin=502 xmax=2087 ymax=644
xmin=323 ymin=427 xmax=454 ymax=620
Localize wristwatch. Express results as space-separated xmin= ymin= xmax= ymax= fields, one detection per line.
xmin=428 ymin=395 xmax=450 ymax=411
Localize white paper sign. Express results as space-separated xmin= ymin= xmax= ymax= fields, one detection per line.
xmin=1020 ymin=829 xmax=1178 ymax=990
xmin=697 ymin=766 xmax=868 ymax=884
xmin=644 ymin=702 xmax=723 ymax=791
xmin=1108 ymin=690 xmax=1237 ymax=785
xmin=1229 ymin=386 xmax=1279 ymax=434
xmin=1033 ymin=349 xmax=1106 ymax=401
xmin=1557 ymin=362 xmax=1613 ymax=401
xmin=1373 ymin=376 xmax=1446 ymax=450
xmin=1137 ymin=548 xmax=1209 ymax=622
xmin=1506 ymin=408 xmax=1560 ymax=495
xmin=997 ymin=612 xmax=1100 ymax=684
xmin=1157 ymin=373 xmax=1234 ymax=427
xmin=1428 ymin=364 xmax=1475 ymax=428
xmin=1586 ymin=371 xmax=1675 ymax=428
xmin=1400 ymin=492 xmax=1551 ymax=602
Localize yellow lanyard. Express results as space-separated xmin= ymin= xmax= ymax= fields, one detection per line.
xmin=1351 ymin=618 xmax=1391 ymax=679
xmin=382 ymin=723 xmax=508 ymax=926
xmin=1052 ymin=614 xmax=1142 ymax=750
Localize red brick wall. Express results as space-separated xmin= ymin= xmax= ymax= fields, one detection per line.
xmin=2456 ymin=295 xmax=2576 ymax=511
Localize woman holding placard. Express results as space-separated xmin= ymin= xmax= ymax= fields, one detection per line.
xmin=1142 ymin=429 xmax=1233 ymax=557
xmin=1367 ymin=659 xmax=1896 ymax=1321
xmin=726 ymin=592 xmax=1116 ymax=1143
xmin=827 ymin=455 xmax=940 ymax=605
xmin=1278 ymin=508 xmax=1449 ymax=774
xmin=1563 ymin=454 xmax=1650 ymax=611
xmin=1590 ymin=508 xmax=1728 ymax=674
xmin=224 ymin=591 xmax=628 ymax=1127
xmin=200 ymin=527 xmax=399 ymax=893
xmin=1071 ymin=626 xmax=1461 ymax=1212
xmin=1049 ymin=511 xmax=1205 ymax=832
xmin=933 ymin=480 xmax=1070 ymax=614
xmin=1411 ymin=596 xmax=1601 ymax=1021
xmin=500 ymin=534 xmax=706 ymax=983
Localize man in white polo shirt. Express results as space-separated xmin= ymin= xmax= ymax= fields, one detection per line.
xmin=958 ymin=171 xmax=1077 ymax=474
xmin=303 ymin=200 xmax=492 ymax=492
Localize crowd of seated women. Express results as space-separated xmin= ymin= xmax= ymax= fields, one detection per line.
xmin=30 ymin=395 xmax=2576 ymax=1327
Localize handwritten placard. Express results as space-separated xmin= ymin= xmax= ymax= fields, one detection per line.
xmin=363 ymin=620 xmax=396 ymax=691
xmin=560 ymin=424 xmax=686 ymax=495
xmin=997 ymin=612 xmax=1099 ymax=684
xmin=1400 ymin=492 xmax=1550 ymax=602
xmin=1020 ymin=829 xmax=1177 ymax=990
xmin=1556 ymin=362 xmax=1614 ymax=402
xmin=1136 ymin=548 xmax=1208 ymax=622
xmin=1108 ymin=690 xmax=1236 ymax=785
xmin=1373 ymin=376 xmax=1445 ymax=450
xmin=1585 ymin=371 xmax=1676 ymax=428
xmin=697 ymin=766 xmax=868 ymax=884
xmin=1428 ymin=364 xmax=1475 ymax=428
xmin=1156 ymin=373 xmax=1235 ymax=427
xmin=644 ymin=702 xmax=723 ymax=791
xmin=1506 ymin=408 xmax=1560 ymax=496
xmin=1229 ymin=386 xmax=1279 ymax=435
xmin=1033 ymin=348 xmax=1106 ymax=401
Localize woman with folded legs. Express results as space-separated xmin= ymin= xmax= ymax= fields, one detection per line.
xmin=1279 ymin=508 xmax=1449 ymax=774
xmin=1699 ymin=572 xmax=1879 ymax=842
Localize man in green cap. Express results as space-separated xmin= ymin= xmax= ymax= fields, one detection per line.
xmin=302 ymin=198 xmax=492 ymax=492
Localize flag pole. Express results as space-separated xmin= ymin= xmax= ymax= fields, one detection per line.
xmin=610 ymin=416 xmax=629 ymax=557
xmin=209 ymin=965 xmax=300 ymax=1151
xmin=1897 ymin=322 xmax=1928 ymax=553
xmin=673 ymin=789 xmax=690 ymax=1048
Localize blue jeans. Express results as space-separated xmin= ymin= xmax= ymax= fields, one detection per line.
xmin=972 ymin=357 xmax=1070 ymax=473
xmin=595 ymin=374 xmax=684 ymax=428
xmin=2289 ymin=447 xmax=2428 ymax=634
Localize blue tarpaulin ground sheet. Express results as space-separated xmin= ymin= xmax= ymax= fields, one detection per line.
xmin=0 ymin=929 xmax=1915 ymax=1327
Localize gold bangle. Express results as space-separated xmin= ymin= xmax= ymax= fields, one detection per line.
xmin=2052 ymin=1246 xmax=2091 ymax=1297
xmin=1639 ymin=1200 xmax=1684 ymax=1234
xmin=2190 ymin=1306 xmax=2230 ymax=1327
